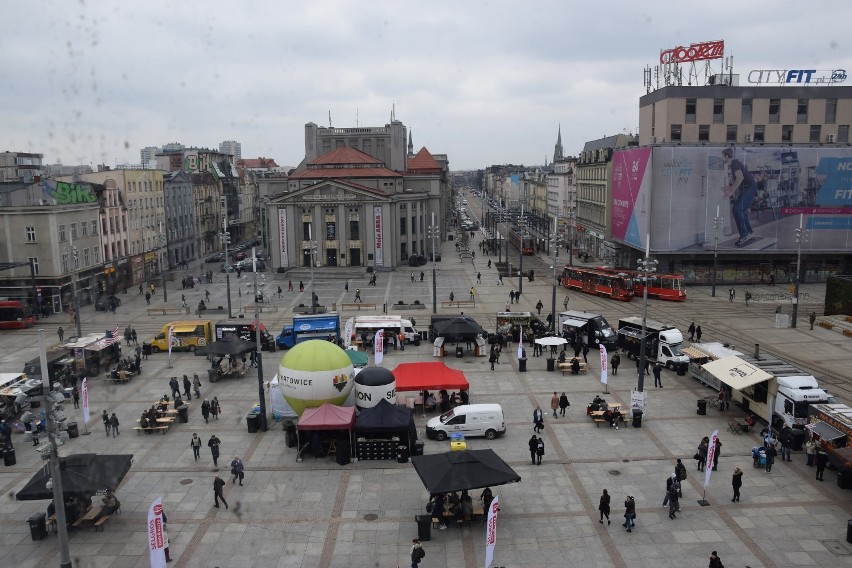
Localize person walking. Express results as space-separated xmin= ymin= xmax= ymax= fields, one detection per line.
xmin=169 ymin=377 xmax=180 ymax=399
xmin=419 ymin=271 xmax=424 ymax=282
xmin=476 ymin=272 xmax=481 ymax=284
xmin=208 ymin=434 xmax=221 ymax=466
xmin=410 ymin=538 xmax=425 ymax=567
xmin=72 ymin=386 xmax=80 ymax=409
xmin=354 ymin=288 xmax=362 ymax=303
xmin=779 ymin=425 xmax=793 ymax=462
xmin=192 ymin=373 xmax=202 ymax=398
xmin=809 ymin=311 xmax=816 ymax=330
xmin=708 ymin=551 xmax=723 ymax=568
xmin=582 ymin=344 xmax=589 ymax=363
xmin=816 ymin=446 xmax=829 ymax=480
xmin=667 ymin=476 xmax=680 ymax=519
xmin=489 ymin=350 xmax=496 ymax=370
xmin=535 ymin=436 xmax=544 ymax=465
xmin=675 ymin=458 xmax=687 ymax=483
xmin=731 ymin=467 xmax=743 ymax=502
xmin=528 ymin=434 xmax=538 ymax=465
xmin=183 ymin=375 xmax=192 ymax=400
xmin=497 ymin=273 xmax=503 ymax=285
xmin=211 ymin=397 xmax=221 ymax=420
xmin=805 ymin=436 xmax=816 ymax=466
xmin=509 ymin=290 xmax=515 ymax=304
xmin=718 ymin=388 xmax=729 ymax=411
xmin=598 ymin=489 xmax=611 ymax=524
xmin=688 ymin=322 xmax=696 ymax=341
xmin=550 ymin=392 xmax=559 ymax=418
xmin=697 ymin=437 xmax=709 ymax=472
xmin=611 ymin=352 xmax=620 ymax=375
xmin=469 ymin=287 xmax=475 ymax=301
xmin=728 ymin=288 xmax=735 ymax=302
xmin=558 ymin=392 xmax=570 ymax=417
xmin=131 ymin=329 xmax=138 ymax=345
xmin=533 ymin=406 xmax=543 ymax=433
xmin=563 ymin=295 xmax=569 ymax=310
xmin=712 ymin=437 xmax=722 ymax=471
xmin=653 ymin=363 xmax=663 ymax=388
xmin=201 ymin=399 xmax=211 ymax=423
xmin=190 ymin=433 xmax=202 ymax=461
xmin=102 ymin=410 xmax=111 ymax=436
xmin=145 ymin=292 xmax=151 ymax=305
xmin=765 ymin=443 xmax=778 ymax=473
xmin=57 ymin=326 xmax=64 ymax=342
xmin=109 ymin=413 xmax=120 ymax=437
xmin=696 ymin=325 xmax=703 ymax=341
xmin=230 ymin=455 xmax=245 ymax=485
xmin=535 ymin=300 xmax=543 ymax=316
xmin=213 ymin=475 xmax=228 ymax=509
xmin=623 ymin=496 xmax=636 ymax=532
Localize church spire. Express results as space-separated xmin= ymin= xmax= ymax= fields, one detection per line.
xmin=553 ymin=124 xmax=564 ymax=162
xmin=408 ymin=130 xmax=414 ymax=156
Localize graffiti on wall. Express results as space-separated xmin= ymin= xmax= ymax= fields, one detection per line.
xmin=42 ymin=181 xmax=98 ymax=205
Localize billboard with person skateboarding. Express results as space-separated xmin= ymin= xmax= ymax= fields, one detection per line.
xmin=611 ymin=146 xmax=852 ymax=254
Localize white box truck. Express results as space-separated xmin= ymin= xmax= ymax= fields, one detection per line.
xmin=616 ymin=317 xmax=690 ymax=371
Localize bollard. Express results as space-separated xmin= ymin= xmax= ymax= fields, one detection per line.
xmin=754 ymin=343 xmax=760 ymax=359
xmin=383 ymin=303 xmax=387 ymax=314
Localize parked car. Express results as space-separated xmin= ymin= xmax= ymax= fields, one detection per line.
xmin=94 ymin=294 xmax=121 ymax=311
xmin=232 ymin=251 xmax=248 ymax=261
xmin=429 ymin=252 xmax=442 ymax=262
xmin=234 ymin=259 xmax=266 ymax=272
xmin=407 ymin=255 xmax=427 ymax=267
xmin=205 ymin=252 xmax=225 ymax=263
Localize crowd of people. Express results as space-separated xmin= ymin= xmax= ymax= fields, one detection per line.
xmin=425 ymin=487 xmax=493 ymax=529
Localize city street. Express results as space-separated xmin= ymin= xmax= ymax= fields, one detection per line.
xmin=0 ymin=230 xmax=851 ymax=568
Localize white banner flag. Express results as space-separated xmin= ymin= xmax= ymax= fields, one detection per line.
xmin=374 ymin=329 xmax=384 ymax=365
xmin=485 ymin=494 xmax=499 ymax=568
xmin=343 ymin=317 xmax=354 ymax=349
xmin=704 ymin=430 xmax=718 ymax=488
xmin=147 ymin=498 xmax=167 ymax=568
xmin=81 ymin=377 xmax=90 ymax=424
xmin=599 ymin=344 xmax=608 ymax=385
xmin=167 ymin=326 xmax=174 ymax=358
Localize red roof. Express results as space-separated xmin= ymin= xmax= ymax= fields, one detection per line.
xmin=392 ymin=362 xmax=470 ymax=392
xmin=406 ymin=147 xmax=442 ymax=173
xmin=238 ymin=158 xmax=279 ymax=168
xmin=297 ymin=403 xmax=356 ymax=430
xmin=310 ymin=146 xmax=384 ymax=166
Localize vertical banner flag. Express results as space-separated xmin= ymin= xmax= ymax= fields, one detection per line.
xmin=485 ymin=495 xmax=500 ymax=568
xmin=704 ymin=429 xmax=719 ymax=487
xmin=343 ymin=317 xmax=354 ymax=349
xmin=81 ymin=377 xmax=90 ymax=424
xmin=373 ymin=206 xmax=384 ymax=265
xmin=278 ymin=207 xmax=289 ymax=267
xmin=167 ymin=326 xmax=174 ymax=358
xmin=374 ymin=329 xmax=385 ymax=365
xmin=147 ymin=498 xmax=167 ymax=568
xmin=599 ymin=344 xmax=608 ymax=385
xmin=767 ymin=398 xmax=775 ymax=441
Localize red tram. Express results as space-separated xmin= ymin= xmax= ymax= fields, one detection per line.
xmin=595 ymin=267 xmax=686 ymax=301
xmin=507 ymin=228 xmax=535 ymax=255
xmin=560 ymin=267 xmax=634 ymax=301
xmin=0 ymin=300 xmax=35 ymax=329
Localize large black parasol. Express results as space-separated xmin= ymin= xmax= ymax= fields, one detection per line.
xmin=411 ymin=449 xmax=520 ymax=494
xmin=432 ymin=317 xmax=486 ymax=338
xmin=16 ymin=453 xmax=134 ymax=501
xmin=198 ymin=334 xmax=257 ymax=357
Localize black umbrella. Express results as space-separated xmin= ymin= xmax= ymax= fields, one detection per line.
xmin=433 ymin=317 xmax=486 ymax=338
xmin=16 ymin=454 xmax=133 ymax=501
xmin=411 ymin=449 xmax=521 ymax=494
xmin=198 ymin=334 xmax=256 ymax=357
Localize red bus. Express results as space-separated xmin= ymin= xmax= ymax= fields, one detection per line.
xmin=0 ymin=300 xmax=35 ymax=329
xmin=560 ymin=267 xmax=634 ymax=301
xmin=595 ymin=267 xmax=686 ymax=301
xmin=508 ymin=228 xmax=535 ymax=255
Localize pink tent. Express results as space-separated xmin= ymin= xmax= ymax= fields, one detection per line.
xmin=296 ymin=403 xmax=356 ymax=461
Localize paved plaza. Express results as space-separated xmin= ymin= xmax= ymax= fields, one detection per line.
xmin=1 ymin=233 xmax=851 ymax=568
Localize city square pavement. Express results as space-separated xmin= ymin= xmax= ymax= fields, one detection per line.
xmin=1 ymin=232 xmax=851 ymax=568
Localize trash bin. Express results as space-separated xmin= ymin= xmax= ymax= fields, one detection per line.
xmin=208 ymin=368 xmax=218 ymax=383
xmin=177 ymin=405 xmax=189 ymax=423
xmin=518 ymin=358 xmax=527 ymax=372
xmin=697 ymin=399 xmax=707 ymax=415
xmin=847 ymin=519 xmax=852 ymax=544
xmin=3 ymin=447 xmax=16 ymax=466
xmin=677 ymin=363 xmax=687 ymax=376
xmin=67 ymin=422 xmax=79 ymax=438
xmin=791 ymin=428 xmax=806 ymax=451
xmin=415 ymin=514 xmax=432 ymax=541
xmin=28 ymin=512 xmax=47 ymax=541
xmin=397 ymin=445 xmax=410 ymax=464
xmin=632 ymin=409 xmax=643 ymax=428
xmin=839 ymin=471 xmax=852 ymax=490
xmin=455 ymin=345 xmax=463 ymax=358
xmin=284 ymin=421 xmax=297 ymax=448
xmin=246 ymin=413 xmax=259 ymax=434
xmin=546 ymin=358 xmax=555 ymax=372
xmin=413 ymin=440 xmax=425 ymax=456
xmin=143 ymin=342 xmax=152 ymax=356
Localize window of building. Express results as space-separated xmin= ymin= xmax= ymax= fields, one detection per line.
xmin=25 ymin=226 xmax=36 ymax=243
xmin=411 ymin=217 xmax=417 ymax=234
xmin=698 ymin=125 xmax=710 ymax=141
xmin=754 ymin=125 xmax=766 ymax=142
xmin=781 ymin=125 xmax=793 ymax=142
xmin=400 ymin=217 xmax=407 ymax=235
xmin=400 ymin=242 xmax=408 ymax=260
xmin=838 ymin=125 xmax=849 ymax=143
xmin=670 ymin=124 xmax=682 ymax=141
xmin=303 ymin=221 xmax=312 ymax=241
xmin=726 ymin=125 xmax=738 ymax=142
xmin=769 ymin=99 xmax=780 ymax=124
xmin=826 ymin=98 xmax=837 ymax=124
xmin=810 ymin=125 xmax=822 ymax=143
xmin=93 ymin=247 xmax=100 ymax=264
xmin=797 ymin=99 xmax=808 ymax=124
xmin=362 ymin=140 xmax=372 ymax=155
xmin=713 ymin=98 xmax=724 ymax=123
xmin=61 ymin=253 xmax=69 ymax=273
xmin=326 ymin=221 xmax=336 ymax=240
xmin=685 ymin=98 xmax=696 ymax=123
xmin=741 ymin=99 xmax=752 ymax=124
xmin=83 ymin=248 xmax=90 ymax=267
xmin=80 ymin=221 xmax=87 ymax=237
xmin=28 ymin=257 xmax=39 ymax=276
xmin=58 ymin=224 xmax=66 ymax=242
xmin=70 ymin=222 xmax=78 ymax=240
xmin=350 ymin=220 xmax=359 ymax=240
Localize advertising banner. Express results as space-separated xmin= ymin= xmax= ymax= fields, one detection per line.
xmin=374 ymin=329 xmax=384 ymax=365
xmin=599 ymin=344 xmax=608 ymax=385
xmin=485 ymin=495 xmax=499 ymax=568
xmin=81 ymin=377 xmax=90 ymax=424
xmin=278 ymin=208 xmax=289 ymax=268
xmin=704 ymin=430 xmax=719 ymax=488
xmin=147 ymin=498 xmax=167 ymax=568
xmin=373 ymin=206 xmax=384 ymax=265
xmin=612 ymin=146 xmax=852 ymax=254
xmin=343 ymin=317 xmax=354 ymax=349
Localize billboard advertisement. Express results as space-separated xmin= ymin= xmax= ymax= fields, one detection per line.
xmin=611 ymin=146 xmax=852 ymax=254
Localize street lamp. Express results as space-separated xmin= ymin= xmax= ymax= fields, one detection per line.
xmin=221 ymin=198 xmax=234 ymax=318
xmin=549 ymin=222 xmax=561 ymax=332
xmin=791 ymin=213 xmax=808 ymax=328
xmin=636 ymin=237 xmax=658 ymax=396
xmin=67 ymin=235 xmax=82 ymax=338
xmin=518 ymin=203 xmax=526 ymax=294
xmin=251 ymin=247 xmax=268 ymax=431
xmin=158 ymin=221 xmax=168 ymax=303
xmin=307 ymin=224 xmax=318 ymax=314
xmin=711 ymin=205 xmax=722 ymax=298
xmin=429 ymin=213 xmax=439 ymax=314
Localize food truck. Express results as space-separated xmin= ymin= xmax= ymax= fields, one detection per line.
xmin=0 ymin=372 xmax=42 ymax=420
xmin=557 ymin=310 xmax=617 ymax=348
xmin=277 ymin=313 xmax=341 ymax=349
xmin=150 ymin=320 xmax=213 ymax=352
xmin=616 ymin=317 xmax=689 ymax=371
xmin=215 ymin=321 xmax=277 ymax=351
xmin=807 ymin=403 xmax=852 ymax=488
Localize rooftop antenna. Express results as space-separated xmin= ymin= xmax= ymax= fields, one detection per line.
xmin=328 ymin=111 xmax=332 ymax=128
xmin=356 ymin=108 xmax=359 ymax=127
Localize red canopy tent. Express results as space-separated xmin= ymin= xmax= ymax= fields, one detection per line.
xmin=391 ymin=361 xmax=469 ymax=392
xmin=296 ymin=403 xmax=356 ymax=461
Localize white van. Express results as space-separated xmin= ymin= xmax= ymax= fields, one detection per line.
xmin=426 ymin=404 xmax=505 ymax=440
xmin=345 ymin=315 xmax=419 ymax=346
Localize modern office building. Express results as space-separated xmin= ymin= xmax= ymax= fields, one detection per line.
xmin=219 ymin=140 xmax=242 ymax=163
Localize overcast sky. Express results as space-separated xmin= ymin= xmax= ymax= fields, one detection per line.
xmin=3 ymin=1 xmax=851 ymax=171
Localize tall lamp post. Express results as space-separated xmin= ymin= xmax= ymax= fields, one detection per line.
xmin=636 ymin=236 xmax=657 ymax=398
xmin=711 ymin=205 xmax=722 ymax=297
xmin=429 ymin=213 xmax=439 ymax=314
xmin=307 ymin=225 xmax=318 ymax=314
xmin=791 ymin=213 xmax=808 ymax=328
xmin=549 ymin=222 xmax=561 ymax=332
xmin=251 ymin=247 xmax=268 ymax=431
xmin=158 ymin=221 xmax=168 ymax=303
xmin=518 ymin=203 xmax=526 ymax=294
xmin=67 ymin=235 xmax=82 ymax=338
xmin=221 ymin=198 xmax=234 ymax=318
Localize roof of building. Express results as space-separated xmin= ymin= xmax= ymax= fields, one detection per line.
xmin=406 ymin=147 xmax=442 ymax=173
xmin=238 ymin=158 xmax=280 ymax=169
xmin=290 ymin=146 xmax=402 ymax=179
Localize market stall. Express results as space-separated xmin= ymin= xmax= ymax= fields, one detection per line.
xmin=354 ymin=399 xmax=417 ymax=460
xmin=296 ymin=403 xmax=356 ymax=463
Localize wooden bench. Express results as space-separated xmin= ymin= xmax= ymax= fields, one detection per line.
xmin=590 ymin=410 xmax=624 ymax=428
xmin=557 ymin=362 xmax=588 ymax=375
xmin=341 ymin=303 xmax=377 ymax=311
xmin=441 ymin=300 xmax=476 ymax=309
xmin=241 ymin=305 xmax=278 ymax=313
xmin=147 ymin=307 xmax=187 ymax=316
xmin=133 ymin=425 xmax=170 ymax=435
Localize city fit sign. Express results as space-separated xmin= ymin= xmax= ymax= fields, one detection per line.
xmin=747 ymin=69 xmax=847 ymax=85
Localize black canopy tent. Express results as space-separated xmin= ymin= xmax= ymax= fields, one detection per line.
xmin=197 ymin=335 xmax=256 ymax=357
xmin=410 ymin=449 xmax=521 ymax=494
xmin=355 ymin=399 xmax=417 ymax=454
xmin=432 ymin=317 xmax=487 ymax=338
xmin=16 ymin=453 xmax=134 ymax=501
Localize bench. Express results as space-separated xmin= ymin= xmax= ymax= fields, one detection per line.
xmin=340 ymin=303 xmax=377 ymax=311
xmin=147 ymin=307 xmax=187 ymax=316
xmin=557 ymin=362 xmax=588 ymax=375
xmin=441 ymin=300 xmax=476 ymax=309
xmin=133 ymin=426 xmax=170 ymax=435
xmin=590 ymin=410 xmax=625 ymax=429
xmin=110 ymin=373 xmax=133 ymax=384
xmin=241 ymin=305 xmax=278 ymax=313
